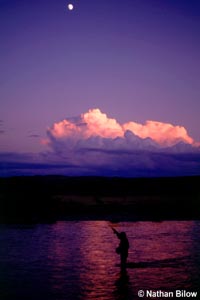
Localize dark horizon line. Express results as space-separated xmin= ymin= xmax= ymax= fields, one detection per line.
xmin=1 ymin=174 xmax=200 ymax=180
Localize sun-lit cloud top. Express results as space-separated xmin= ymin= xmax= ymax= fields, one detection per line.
xmin=1 ymin=109 xmax=200 ymax=177
xmin=48 ymin=109 xmax=123 ymax=140
xmin=123 ymin=120 xmax=194 ymax=147
xmin=47 ymin=108 xmax=195 ymax=148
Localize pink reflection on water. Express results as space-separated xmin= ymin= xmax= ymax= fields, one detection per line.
xmin=78 ymin=221 xmax=118 ymax=300
xmin=45 ymin=220 xmax=199 ymax=299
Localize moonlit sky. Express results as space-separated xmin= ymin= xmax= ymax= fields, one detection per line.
xmin=0 ymin=0 xmax=200 ymax=176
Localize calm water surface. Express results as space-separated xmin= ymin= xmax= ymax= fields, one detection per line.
xmin=0 ymin=221 xmax=200 ymax=300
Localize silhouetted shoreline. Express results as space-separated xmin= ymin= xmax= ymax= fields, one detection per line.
xmin=0 ymin=175 xmax=199 ymax=223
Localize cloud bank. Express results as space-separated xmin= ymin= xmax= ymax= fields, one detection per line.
xmin=45 ymin=108 xmax=199 ymax=153
xmin=46 ymin=108 xmax=196 ymax=148
xmin=0 ymin=109 xmax=200 ymax=177
xmin=39 ymin=108 xmax=200 ymax=177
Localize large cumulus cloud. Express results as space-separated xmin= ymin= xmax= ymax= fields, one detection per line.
xmin=46 ymin=108 xmax=196 ymax=147
xmin=40 ymin=108 xmax=200 ymax=177
xmin=1 ymin=109 xmax=200 ymax=177
xmin=45 ymin=108 xmax=199 ymax=152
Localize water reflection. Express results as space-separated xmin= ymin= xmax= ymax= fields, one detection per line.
xmin=0 ymin=221 xmax=200 ymax=300
xmin=76 ymin=221 xmax=118 ymax=300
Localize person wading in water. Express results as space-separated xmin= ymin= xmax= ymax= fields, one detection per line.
xmin=112 ymin=228 xmax=129 ymax=269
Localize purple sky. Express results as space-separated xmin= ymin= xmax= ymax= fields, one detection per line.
xmin=0 ymin=0 xmax=200 ymax=176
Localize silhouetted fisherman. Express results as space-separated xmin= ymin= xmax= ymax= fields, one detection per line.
xmin=112 ymin=228 xmax=129 ymax=268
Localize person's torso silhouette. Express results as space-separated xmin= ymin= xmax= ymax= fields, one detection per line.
xmin=112 ymin=228 xmax=129 ymax=268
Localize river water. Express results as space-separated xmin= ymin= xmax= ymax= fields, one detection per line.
xmin=1 ymin=221 xmax=200 ymax=300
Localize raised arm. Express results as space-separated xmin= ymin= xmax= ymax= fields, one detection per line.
xmin=112 ymin=227 xmax=120 ymax=238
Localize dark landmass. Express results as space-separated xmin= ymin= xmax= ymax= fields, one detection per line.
xmin=0 ymin=175 xmax=200 ymax=223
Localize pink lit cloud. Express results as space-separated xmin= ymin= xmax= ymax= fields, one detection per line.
xmin=34 ymin=108 xmax=200 ymax=177
xmin=46 ymin=108 xmax=197 ymax=149
xmin=1 ymin=109 xmax=200 ymax=177
xmin=123 ymin=120 xmax=194 ymax=147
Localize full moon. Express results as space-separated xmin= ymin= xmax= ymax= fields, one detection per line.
xmin=67 ymin=3 xmax=74 ymax=10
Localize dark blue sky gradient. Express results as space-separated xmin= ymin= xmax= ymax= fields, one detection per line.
xmin=0 ymin=0 xmax=200 ymax=176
